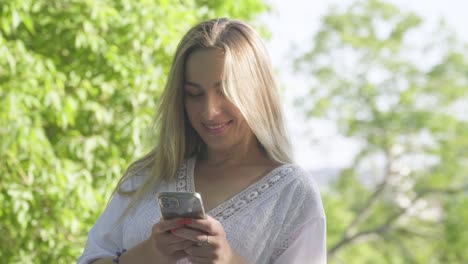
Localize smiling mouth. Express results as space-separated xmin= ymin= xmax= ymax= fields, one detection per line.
xmin=203 ymin=120 xmax=233 ymax=134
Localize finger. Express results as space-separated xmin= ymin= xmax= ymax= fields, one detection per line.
xmin=185 ymin=215 xmax=221 ymax=235
xmin=153 ymin=218 xmax=186 ymax=234
xmin=171 ymin=227 xmax=208 ymax=243
xmin=166 ymin=240 xmax=195 ymax=255
xmin=184 ymin=244 xmax=214 ymax=258
xmin=172 ymin=250 xmax=190 ymax=262
xmin=154 ymin=232 xmax=187 ymax=245
xmin=188 ymin=255 xmax=210 ymax=264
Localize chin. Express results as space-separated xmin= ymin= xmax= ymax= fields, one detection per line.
xmin=204 ymin=141 xmax=233 ymax=152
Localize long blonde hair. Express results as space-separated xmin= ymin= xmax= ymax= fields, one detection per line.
xmin=112 ymin=18 xmax=293 ymax=218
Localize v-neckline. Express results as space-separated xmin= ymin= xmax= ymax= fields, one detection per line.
xmin=177 ymin=157 xmax=295 ymax=221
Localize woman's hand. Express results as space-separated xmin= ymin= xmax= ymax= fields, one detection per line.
xmin=148 ymin=218 xmax=196 ymax=264
xmin=170 ymin=215 xmax=246 ymax=264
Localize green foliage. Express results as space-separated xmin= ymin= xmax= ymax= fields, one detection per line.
xmin=295 ymin=0 xmax=468 ymax=263
xmin=0 ymin=0 xmax=267 ymax=262
xmin=441 ymin=195 xmax=468 ymax=262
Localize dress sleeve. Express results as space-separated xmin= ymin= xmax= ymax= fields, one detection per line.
xmin=274 ymin=217 xmax=327 ymax=264
xmin=77 ymin=187 xmax=132 ymax=264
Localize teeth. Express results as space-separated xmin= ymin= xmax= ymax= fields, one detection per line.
xmin=206 ymin=123 xmax=227 ymax=129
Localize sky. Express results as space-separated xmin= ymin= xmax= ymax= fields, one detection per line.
xmin=258 ymin=0 xmax=468 ymax=183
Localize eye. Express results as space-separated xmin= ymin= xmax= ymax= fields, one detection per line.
xmin=185 ymin=92 xmax=204 ymax=98
xmin=183 ymin=84 xmax=204 ymax=98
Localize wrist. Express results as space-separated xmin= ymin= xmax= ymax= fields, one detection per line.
xmin=229 ymin=250 xmax=247 ymax=264
xmin=143 ymin=237 xmax=160 ymax=260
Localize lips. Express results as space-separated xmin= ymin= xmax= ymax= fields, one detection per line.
xmin=202 ymin=120 xmax=233 ymax=135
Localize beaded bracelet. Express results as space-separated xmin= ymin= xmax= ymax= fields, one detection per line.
xmin=112 ymin=248 xmax=127 ymax=263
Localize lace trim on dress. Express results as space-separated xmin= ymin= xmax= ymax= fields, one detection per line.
xmin=175 ymin=159 xmax=189 ymax=192
xmin=209 ymin=165 xmax=296 ymax=221
xmin=175 ymin=158 xmax=298 ymax=222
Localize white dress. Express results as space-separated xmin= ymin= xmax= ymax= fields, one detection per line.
xmin=77 ymin=158 xmax=326 ymax=264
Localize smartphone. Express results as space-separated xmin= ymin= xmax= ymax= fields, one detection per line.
xmin=157 ymin=191 xmax=206 ymax=220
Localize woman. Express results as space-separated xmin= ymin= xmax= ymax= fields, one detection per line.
xmin=78 ymin=18 xmax=326 ymax=264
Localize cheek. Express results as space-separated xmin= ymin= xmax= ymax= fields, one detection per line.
xmin=226 ymin=102 xmax=243 ymax=119
xmin=184 ymin=102 xmax=194 ymax=121
xmin=184 ymin=101 xmax=200 ymax=126
xmin=232 ymin=108 xmax=245 ymax=124
xmin=238 ymin=119 xmax=251 ymax=134
xmin=233 ymin=112 xmax=250 ymax=132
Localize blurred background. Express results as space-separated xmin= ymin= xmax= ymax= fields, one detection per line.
xmin=1 ymin=0 xmax=467 ymax=263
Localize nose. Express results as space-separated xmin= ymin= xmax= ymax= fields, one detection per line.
xmin=202 ymin=93 xmax=222 ymax=120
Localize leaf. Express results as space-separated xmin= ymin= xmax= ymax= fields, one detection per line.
xmin=0 ymin=0 xmax=269 ymax=262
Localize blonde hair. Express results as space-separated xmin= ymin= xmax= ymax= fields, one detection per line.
xmin=112 ymin=18 xmax=293 ymax=219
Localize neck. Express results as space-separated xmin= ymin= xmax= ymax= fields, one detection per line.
xmin=201 ymin=139 xmax=267 ymax=167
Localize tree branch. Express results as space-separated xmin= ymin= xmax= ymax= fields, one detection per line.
xmin=418 ymin=184 xmax=468 ymax=196
xmin=341 ymin=85 xmax=395 ymax=238
xmin=328 ymin=183 xmax=468 ymax=258
xmin=386 ymin=233 xmax=416 ymax=263
xmin=342 ymin=147 xmax=393 ymax=237
xmin=393 ymin=227 xmax=439 ymax=240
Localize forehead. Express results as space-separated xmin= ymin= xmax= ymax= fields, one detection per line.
xmin=185 ymin=48 xmax=225 ymax=83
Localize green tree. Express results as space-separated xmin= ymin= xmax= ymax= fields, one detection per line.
xmin=0 ymin=0 xmax=267 ymax=262
xmin=295 ymin=0 xmax=468 ymax=263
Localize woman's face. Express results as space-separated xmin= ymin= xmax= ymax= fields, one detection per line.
xmin=184 ymin=48 xmax=255 ymax=153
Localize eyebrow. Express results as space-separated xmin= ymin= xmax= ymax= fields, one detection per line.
xmin=184 ymin=81 xmax=222 ymax=89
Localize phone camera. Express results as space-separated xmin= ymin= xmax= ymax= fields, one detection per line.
xmin=159 ymin=197 xmax=180 ymax=209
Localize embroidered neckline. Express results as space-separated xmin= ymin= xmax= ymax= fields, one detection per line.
xmin=175 ymin=157 xmax=297 ymax=221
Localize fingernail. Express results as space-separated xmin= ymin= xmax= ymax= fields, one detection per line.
xmin=177 ymin=219 xmax=186 ymax=225
xmin=184 ymin=218 xmax=192 ymax=224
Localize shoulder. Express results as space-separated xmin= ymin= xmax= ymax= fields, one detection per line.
xmin=276 ymin=163 xmax=321 ymax=194
xmin=276 ymin=163 xmax=325 ymax=219
xmin=118 ymin=166 xmax=152 ymax=192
